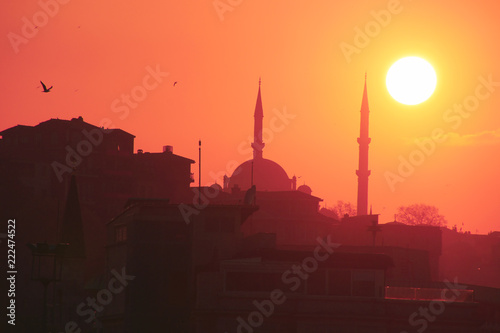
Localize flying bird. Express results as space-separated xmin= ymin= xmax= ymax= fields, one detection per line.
xmin=173 ymin=81 xmax=177 ymax=87
xmin=40 ymin=81 xmax=52 ymax=93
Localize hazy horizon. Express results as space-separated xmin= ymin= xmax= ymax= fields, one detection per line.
xmin=2 ymin=0 xmax=500 ymax=234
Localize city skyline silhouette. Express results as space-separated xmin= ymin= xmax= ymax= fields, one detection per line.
xmin=2 ymin=1 xmax=500 ymax=332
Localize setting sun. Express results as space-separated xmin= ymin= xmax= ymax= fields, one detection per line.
xmin=386 ymin=57 xmax=437 ymax=105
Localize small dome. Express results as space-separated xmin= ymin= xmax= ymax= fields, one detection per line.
xmin=210 ymin=183 xmax=223 ymax=192
xmin=228 ymin=158 xmax=291 ymax=191
xmin=297 ymin=184 xmax=312 ymax=195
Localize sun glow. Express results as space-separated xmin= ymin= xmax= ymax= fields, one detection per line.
xmin=386 ymin=57 xmax=437 ymax=105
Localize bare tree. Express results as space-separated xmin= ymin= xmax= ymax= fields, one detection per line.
xmin=395 ymin=203 xmax=447 ymax=227
xmin=320 ymin=200 xmax=357 ymax=220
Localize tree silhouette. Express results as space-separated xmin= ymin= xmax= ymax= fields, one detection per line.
xmin=395 ymin=203 xmax=447 ymax=227
xmin=320 ymin=200 xmax=357 ymax=220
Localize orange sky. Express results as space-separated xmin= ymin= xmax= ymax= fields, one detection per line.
xmin=2 ymin=0 xmax=500 ymax=233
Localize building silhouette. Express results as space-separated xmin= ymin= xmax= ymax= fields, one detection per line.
xmin=0 ymin=117 xmax=195 ymax=331
xmin=208 ymin=187 xmax=335 ymax=246
xmin=441 ymin=227 xmax=500 ymax=289
xmin=329 ymin=217 xmax=442 ymax=282
xmin=104 ymin=198 xmax=498 ymax=333
xmin=0 ymin=116 xmax=194 ymax=216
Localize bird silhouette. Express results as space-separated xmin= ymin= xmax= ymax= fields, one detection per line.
xmin=173 ymin=81 xmax=178 ymax=87
xmin=40 ymin=81 xmax=52 ymax=93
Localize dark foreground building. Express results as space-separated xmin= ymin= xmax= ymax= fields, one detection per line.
xmin=0 ymin=117 xmax=194 ymax=331
xmin=0 ymin=116 xmax=194 ymax=273
xmin=103 ymin=198 xmax=500 ymax=333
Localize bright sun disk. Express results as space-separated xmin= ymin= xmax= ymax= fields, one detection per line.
xmin=386 ymin=57 xmax=437 ymax=105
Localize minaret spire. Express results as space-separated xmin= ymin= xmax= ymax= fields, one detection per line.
xmin=251 ymin=78 xmax=265 ymax=160
xmin=356 ymin=74 xmax=371 ymax=216
xmin=61 ymin=173 xmax=85 ymax=258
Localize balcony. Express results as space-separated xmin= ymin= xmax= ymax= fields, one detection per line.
xmin=385 ymin=286 xmax=474 ymax=302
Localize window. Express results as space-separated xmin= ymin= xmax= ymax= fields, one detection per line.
xmin=204 ymin=217 xmax=235 ymax=233
xmin=220 ymin=219 xmax=234 ymax=233
xmin=352 ymin=270 xmax=376 ymax=297
xmin=226 ymin=272 xmax=283 ymax=292
xmin=352 ymin=280 xmax=376 ymax=297
xmin=115 ymin=225 xmax=127 ymax=243
xmin=307 ymin=269 xmax=327 ymax=295
xmin=328 ymin=269 xmax=351 ymax=296
xmin=226 ymin=272 xmax=261 ymax=291
xmin=205 ymin=218 xmax=219 ymax=232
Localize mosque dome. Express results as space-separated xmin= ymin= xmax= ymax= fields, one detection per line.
xmin=225 ymin=79 xmax=293 ymax=192
xmin=228 ymin=158 xmax=291 ymax=192
xmin=297 ymin=184 xmax=312 ymax=195
xmin=210 ymin=183 xmax=223 ymax=192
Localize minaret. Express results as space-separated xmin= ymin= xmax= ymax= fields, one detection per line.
xmin=59 ymin=172 xmax=87 ymax=331
xmin=61 ymin=173 xmax=85 ymax=258
xmin=251 ymin=78 xmax=265 ymax=160
xmin=356 ymin=74 xmax=371 ymax=216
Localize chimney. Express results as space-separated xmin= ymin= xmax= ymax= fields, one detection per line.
xmin=163 ymin=145 xmax=173 ymax=153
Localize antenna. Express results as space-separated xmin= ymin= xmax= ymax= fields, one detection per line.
xmin=251 ymin=160 xmax=254 ymax=187
xmin=56 ymin=199 xmax=60 ymax=242
xmin=198 ymin=140 xmax=201 ymax=205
